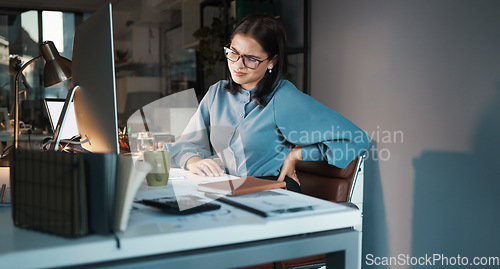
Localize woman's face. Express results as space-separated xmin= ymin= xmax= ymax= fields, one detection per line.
xmin=227 ymin=34 xmax=277 ymax=90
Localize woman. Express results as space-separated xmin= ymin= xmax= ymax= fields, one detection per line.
xmin=168 ymin=14 xmax=370 ymax=192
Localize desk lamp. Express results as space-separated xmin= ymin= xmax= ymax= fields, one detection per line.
xmin=14 ymin=41 xmax=72 ymax=150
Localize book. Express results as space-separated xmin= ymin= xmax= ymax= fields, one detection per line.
xmin=115 ymin=156 xmax=151 ymax=231
xmin=86 ymin=153 xmax=152 ymax=233
xmin=198 ymin=177 xmax=286 ymax=196
xmin=83 ymin=153 xmax=118 ymax=235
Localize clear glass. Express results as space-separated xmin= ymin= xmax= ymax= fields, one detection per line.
xmin=136 ymin=131 xmax=155 ymax=154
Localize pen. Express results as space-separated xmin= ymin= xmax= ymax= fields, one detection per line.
xmin=269 ymin=205 xmax=315 ymax=215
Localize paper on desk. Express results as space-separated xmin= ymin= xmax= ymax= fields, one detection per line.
xmin=170 ymin=168 xmax=236 ymax=183
xmin=168 ymin=169 xmax=185 ymax=180
xmin=127 ymin=198 xmax=264 ymax=233
xmin=213 ymin=189 xmax=347 ymax=218
xmin=133 ymin=168 xmax=239 ymax=214
xmin=168 ymin=168 xmax=238 ymax=210
xmin=115 ymin=155 xmax=152 ymax=231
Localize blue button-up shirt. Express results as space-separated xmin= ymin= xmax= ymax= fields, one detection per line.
xmin=167 ymin=80 xmax=370 ymax=177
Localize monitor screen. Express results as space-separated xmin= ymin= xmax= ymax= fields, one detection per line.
xmin=71 ymin=3 xmax=119 ymax=153
xmin=44 ymin=98 xmax=79 ymax=140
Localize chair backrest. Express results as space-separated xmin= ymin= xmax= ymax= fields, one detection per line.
xmin=296 ymin=157 xmax=362 ymax=203
xmin=123 ymin=91 xmax=161 ymax=122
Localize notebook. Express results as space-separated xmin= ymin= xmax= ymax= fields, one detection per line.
xmin=44 ymin=98 xmax=80 ymax=140
xmin=198 ymin=177 xmax=286 ymax=196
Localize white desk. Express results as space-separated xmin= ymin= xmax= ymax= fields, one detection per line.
xmin=0 ymin=168 xmax=362 ymax=269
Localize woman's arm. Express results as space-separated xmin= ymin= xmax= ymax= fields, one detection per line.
xmin=278 ymin=146 xmax=303 ymax=185
xmin=167 ymin=82 xmax=222 ymax=169
xmin=274 ymin=81 xmax=370 ymax=169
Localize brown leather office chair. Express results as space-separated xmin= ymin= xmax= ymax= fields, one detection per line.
xmin=296 ymin=157 xmax=362 ymax=203
xmin=244 ymin=156 xmax=364 ymax=269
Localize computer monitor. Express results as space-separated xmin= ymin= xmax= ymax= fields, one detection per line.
xmin=44 ymin=98 xmax=79 ymax=140
xmin=71 ymin=3 xmax=119 ymax=153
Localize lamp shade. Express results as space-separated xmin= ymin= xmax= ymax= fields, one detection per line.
xmin=40 ymin=41 xmax=72 ymax=87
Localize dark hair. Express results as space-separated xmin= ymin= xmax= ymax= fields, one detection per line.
xmin=225 ymin=13 xmax=288 ymax=107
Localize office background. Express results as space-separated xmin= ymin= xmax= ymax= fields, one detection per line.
xmin=311 ymin=0 xmax=500 ymax=267
xmin=0 ymin=0 xmax=307 ymax=132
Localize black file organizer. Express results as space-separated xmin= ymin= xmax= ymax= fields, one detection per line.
xmin=10 ymin=149 xmax=118 ymax=238
xmin=10 ymin=149 xmax=88 ymax=237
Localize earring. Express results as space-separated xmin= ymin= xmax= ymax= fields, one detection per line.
xmin=268 ymin=67 xmax=273 ymax=73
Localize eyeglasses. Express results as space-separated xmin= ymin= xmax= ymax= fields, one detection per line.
xmin=224 ymin=46 xmax=270 ymax=69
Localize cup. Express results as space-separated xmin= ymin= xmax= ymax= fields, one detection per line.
xmin=136 ymin=131 xmax=155 ymax=154
xmin=154 ymin=133 xmax=175 ymax=150
xmin=143 ymin=150 xmax=170 ymax=187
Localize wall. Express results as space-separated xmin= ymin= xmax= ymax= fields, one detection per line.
xmin=311 ymin=0 xmax=500 ymax=268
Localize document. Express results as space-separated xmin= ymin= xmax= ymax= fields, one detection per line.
xmin=206 ymin=188 xmax=346 ymax=218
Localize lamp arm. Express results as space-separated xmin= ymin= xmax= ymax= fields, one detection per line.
xmin=49 ymin=85 xmax=80 ymax=151
xmin=14 ymin=55 xmax=43 ymax=149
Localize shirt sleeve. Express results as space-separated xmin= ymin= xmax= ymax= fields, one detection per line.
xmin=273 ymin=81 xmax=370 ymax=169
xmin=166 ymin=82 xmax=219 ymax=168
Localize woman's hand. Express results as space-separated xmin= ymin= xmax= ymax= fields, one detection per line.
xmin=186 ymin=156 xmax=224 ymax=177
xmin=278 ymin=146 xmax=302 ymax=186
